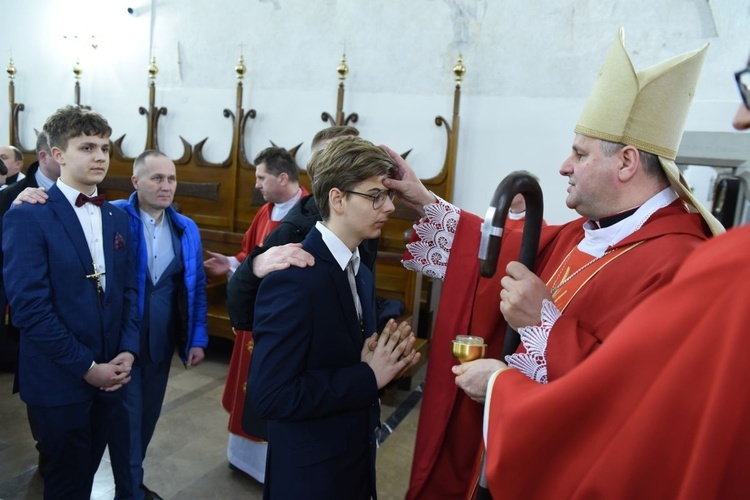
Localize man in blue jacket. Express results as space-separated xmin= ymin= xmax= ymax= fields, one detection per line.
xmin=110 ymin=149 xmax=208 ymax=500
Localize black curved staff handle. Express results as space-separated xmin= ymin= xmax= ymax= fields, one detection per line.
xmin=479 ymin=173 xmax=544 ymax=279
xmin=478 ymin=172 xmax=544 ymax=356
xmin=476 ymin=172 xmax=544 ymax=500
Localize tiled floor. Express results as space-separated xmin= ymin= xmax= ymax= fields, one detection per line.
xmin=0 ymin=337 xmax=425 ymax=499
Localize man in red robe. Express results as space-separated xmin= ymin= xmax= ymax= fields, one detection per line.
xmin=457 ymin=59 xmax=750 ymax=497
xmin=381 ymin=29 xmax=724 ymax=499
xmin=204 ymin=147 xmax=307 ymax=277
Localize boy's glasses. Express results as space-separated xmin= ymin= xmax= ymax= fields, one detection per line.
xmin=344 ymin=189 xmax=396 ymax=209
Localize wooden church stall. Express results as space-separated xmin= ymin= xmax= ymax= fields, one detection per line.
xmin=5 ymin=54 xmax=465 ymax=360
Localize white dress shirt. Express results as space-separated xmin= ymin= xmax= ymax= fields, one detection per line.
xmin=140 ymin=208 xmax=175 ymax=284
xmin=57 ymin=179 xmax=106 ymax=292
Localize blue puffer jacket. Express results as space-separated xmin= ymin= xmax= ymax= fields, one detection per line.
xmin=112 ymin=193 xmax=208 ymax=362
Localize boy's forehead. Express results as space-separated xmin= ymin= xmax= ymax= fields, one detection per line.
xmin=352 ymin=174 xmax=388 ymax=189
xmin=56 ymin=133 xmax=111 ymax=152
xmin=71 ymin=133 xmax=111 ymax=142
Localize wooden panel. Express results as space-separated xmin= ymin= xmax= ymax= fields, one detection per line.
xmin=201 ymin=229 xmax=243 ymax=340
xmin=7 ymin=65 xmax=461 ymax=348
xmin=200 ymin=228 xmax=244 ymax=255
xmin=206 ymin=301 xmax=234 ymax=342
xmin=375 ymin=251 xmax=418 ymax=318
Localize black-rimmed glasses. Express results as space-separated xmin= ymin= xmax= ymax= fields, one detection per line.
xmin=344 ymin=188 xmax=396 ymax=209
xmin=736 ymin=67 xmax=750 ymax=110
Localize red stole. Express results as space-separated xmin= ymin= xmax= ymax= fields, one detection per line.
xmin=547 ymin=242 xmax=643 ymax=312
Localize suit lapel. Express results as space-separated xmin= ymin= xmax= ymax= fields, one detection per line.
xmin=330 ymin=263 xmax=362 ymax=337
xmin=307 ymin=229 xmax=363 ymax=342
xmin=357 ymin=269 xmax=375 ymax=339
xmin=47 ymin=187 xmax=95 ymax=275
xmin=101 ymin=202 xmax=116 ymax=300
xmin=156 ymin=221 xmax=182 ymax=281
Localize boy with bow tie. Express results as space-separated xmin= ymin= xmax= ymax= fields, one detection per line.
xmin=2 ymin=105 xmax=139 ymax=500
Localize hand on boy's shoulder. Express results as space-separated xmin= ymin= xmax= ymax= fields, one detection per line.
xmin=12 ymin=187 xmax=49 ymax=206
xmin=253 ymin=243 xmax=315 ymax=279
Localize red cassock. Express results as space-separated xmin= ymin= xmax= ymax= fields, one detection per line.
xmin=485 ymin=224 xmax=750 ymax=499
xmin=235 ymin=202 xmax=281 ymax=264
xmin=406 ymin=201 xmax=710 ymax=499
xmin=222 ymin=202 xmax=281 ymax=439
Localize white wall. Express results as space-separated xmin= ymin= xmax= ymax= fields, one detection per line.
xmin=1 ymin=0 xmax=748 ymax=223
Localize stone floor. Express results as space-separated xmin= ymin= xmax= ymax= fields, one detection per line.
xmin=0 ymin=337 xmax=425 ymax=500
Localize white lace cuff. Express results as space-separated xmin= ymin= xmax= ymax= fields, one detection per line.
xmin=402 ymin=194 xmax=461 ymax=280
xmin=504 ymin=299 xmax=561 ymax=384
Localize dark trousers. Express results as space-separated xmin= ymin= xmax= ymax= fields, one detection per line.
xmin=111 ymin=354 xmax=172 ymax=500
xmin=28 ymin=389 xmax=125 ymax=500
xmin=0 ymin=324 xmax=18 ymax=372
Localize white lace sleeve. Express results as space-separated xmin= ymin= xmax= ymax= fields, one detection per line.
xmin=504 ymin=300 xmax=561 ymax=384
xmin=402 ymin=195 xmax=461 ymax=280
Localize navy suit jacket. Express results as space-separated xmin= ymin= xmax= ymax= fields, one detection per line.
xmin=248 ymin=227 xmax=381 ymax=499
xmin=2 ymin=185 xmax=140 ymax=407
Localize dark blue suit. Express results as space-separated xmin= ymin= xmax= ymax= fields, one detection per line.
xmin=113 ymin=217 xmax=184 ymax=499
xmin=2 ymin=184 xmax=139 ymax=499
xmin=248 ymin=227 xmax=381 ymax=499
xmin=136 ymin=220 xmax=183 ymax=443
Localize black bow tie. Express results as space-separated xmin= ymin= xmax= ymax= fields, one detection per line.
xmin=75 ymin=192 xmax=107 ymax=207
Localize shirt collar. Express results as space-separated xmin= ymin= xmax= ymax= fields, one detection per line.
xmin=315 ymin=221 xmax=360 ymax=272
xmin=271 ymin=187 xmax=303 ymax=221
xmin=579 ymin=187 xmax=678 ymax=256
xmin=592 ymin=207 xmax=638 ymax=228
xmin=139 ymin=207 xmax=168 ymax=227
xmin=34 ymin=169 xmax=56 ymax=191
xmin=57 ymin=179 xmax=99 ymax=207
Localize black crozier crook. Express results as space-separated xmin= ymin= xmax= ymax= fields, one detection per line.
xmin=475 ymin=171 xmax=543 ymax=500
xmin=478 ymin=171 xmax=544 ymax=355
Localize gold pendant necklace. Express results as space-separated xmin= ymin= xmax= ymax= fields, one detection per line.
xmin=549 ymin=248 xmax=614 ymax=296
xmin=548 ymin=241 xmax=645 ymax=296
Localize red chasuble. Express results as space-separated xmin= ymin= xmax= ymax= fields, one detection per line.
xmin=405 ymin=201 xmax=710 ymax=500
xmin=484 ymin=225 xmax=750 ymax=499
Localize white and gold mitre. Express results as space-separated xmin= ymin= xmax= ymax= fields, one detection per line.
xmin=575 ymin=28 xmax=724 ymax=235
